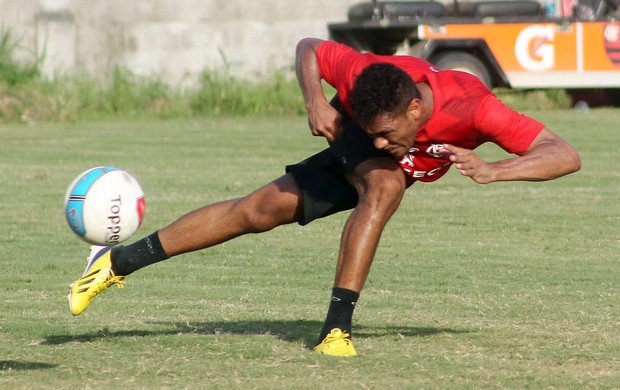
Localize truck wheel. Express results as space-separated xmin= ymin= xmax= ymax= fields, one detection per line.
xmin=430 ymin=52 xmax=493 ymax=88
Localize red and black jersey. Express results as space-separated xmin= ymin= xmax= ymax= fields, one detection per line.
xmin=316 ymin=41 xmax=544 ymax=183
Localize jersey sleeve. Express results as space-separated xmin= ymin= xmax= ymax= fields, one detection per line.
xmin=316 ymin=41 xmax=359 ymax=87
xmin=316 ymin=41 xmax=372 ymax=113
xmin=474 ymin=95 xmax=545 ymax=155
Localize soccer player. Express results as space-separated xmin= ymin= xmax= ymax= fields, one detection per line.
xmin=68 ymin=37 xmax=581 ymax=356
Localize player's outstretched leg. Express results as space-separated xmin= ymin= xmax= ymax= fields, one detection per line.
xmin=67 ymin=174 xmax=303 ymax=316
xmin=68 ymin=246 xmax=125 ymax=315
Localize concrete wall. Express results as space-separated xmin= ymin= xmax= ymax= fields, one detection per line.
xmin=0 ymin=0 xmax=358 ymax=84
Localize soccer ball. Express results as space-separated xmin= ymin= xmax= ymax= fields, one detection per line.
xmin=64 ymin=166 xmax=146 ymax=245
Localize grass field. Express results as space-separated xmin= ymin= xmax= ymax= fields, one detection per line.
xmin=0 ymin=111 xmax=618 ymax=389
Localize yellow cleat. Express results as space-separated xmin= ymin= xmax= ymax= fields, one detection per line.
xmin=314 ymin=328 xmax=357 ymax=356
xmin=68 ymin=246 xmax=125 ymax=316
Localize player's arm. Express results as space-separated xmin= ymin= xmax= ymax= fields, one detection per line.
xmin=443 ymin=127 xmax=581 ymax=184
xmin=295 ymin=37 xmax=343 ymax=142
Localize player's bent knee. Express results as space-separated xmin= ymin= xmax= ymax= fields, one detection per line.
xmin=367 ymin=168 xmax=406 ymax=195
xmin=361 ymin=171 xmax=406 ymax=214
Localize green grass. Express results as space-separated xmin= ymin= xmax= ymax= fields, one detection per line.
xmin=0 ymin=68 xmax=308 ymax=123
xmin=0 ymin=111 xmax=618 ymax=389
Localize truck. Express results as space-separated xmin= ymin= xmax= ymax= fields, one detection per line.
xmin=328 ymin=0 xmax=620 ymax=105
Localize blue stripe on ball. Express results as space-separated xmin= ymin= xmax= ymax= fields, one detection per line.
xmin=65 ymin=199 xmax=86 ymax=235
xmin=70 ymin=166 xmax=119 ymax=197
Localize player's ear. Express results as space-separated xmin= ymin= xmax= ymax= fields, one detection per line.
xmin=407 ymin=98 xmax=422 ymax=119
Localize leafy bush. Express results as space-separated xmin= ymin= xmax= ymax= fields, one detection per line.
xmin=0 ymin=29 xmax=40 ymax=87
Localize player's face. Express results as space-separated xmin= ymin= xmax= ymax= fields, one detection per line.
xmin=365 ymin=111 xmax=418 ymax=158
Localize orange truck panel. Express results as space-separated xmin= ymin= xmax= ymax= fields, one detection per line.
xmin=419 ymin=21 xmax=620 ymax=88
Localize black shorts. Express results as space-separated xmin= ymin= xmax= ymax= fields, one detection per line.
xmin=286 ymin=102 xmax=390 ymax=225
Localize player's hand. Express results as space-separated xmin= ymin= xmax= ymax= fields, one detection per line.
xmin=443 ymin=144 xmax=495 ymax=184
xmin=306 ymin=99 xmax=343 ymax=142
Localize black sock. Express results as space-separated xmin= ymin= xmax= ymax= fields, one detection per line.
xmin=317 ymin=287 xmax=360 ymax=345
xmin=111 ymin=231 xmax=170 ymax=276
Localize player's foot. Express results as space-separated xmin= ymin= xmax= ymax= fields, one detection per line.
xmin=68 ymin=246 xmax=125 ymax=316
xmin=314 ymin=328 xmax=357 ymax=356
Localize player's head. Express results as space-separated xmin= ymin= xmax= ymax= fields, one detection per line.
xmin=350 ymin=62 xmax=421 ymax=129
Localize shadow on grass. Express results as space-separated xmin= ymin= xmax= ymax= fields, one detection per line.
xmin=42 ymin=320 xmax=470 ymax=348
xmin=0 ymin=360 xmax=57 ymax=371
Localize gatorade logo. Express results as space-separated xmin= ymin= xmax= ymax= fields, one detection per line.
xmin=515 ymin=25 xmax=555 ymax=71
